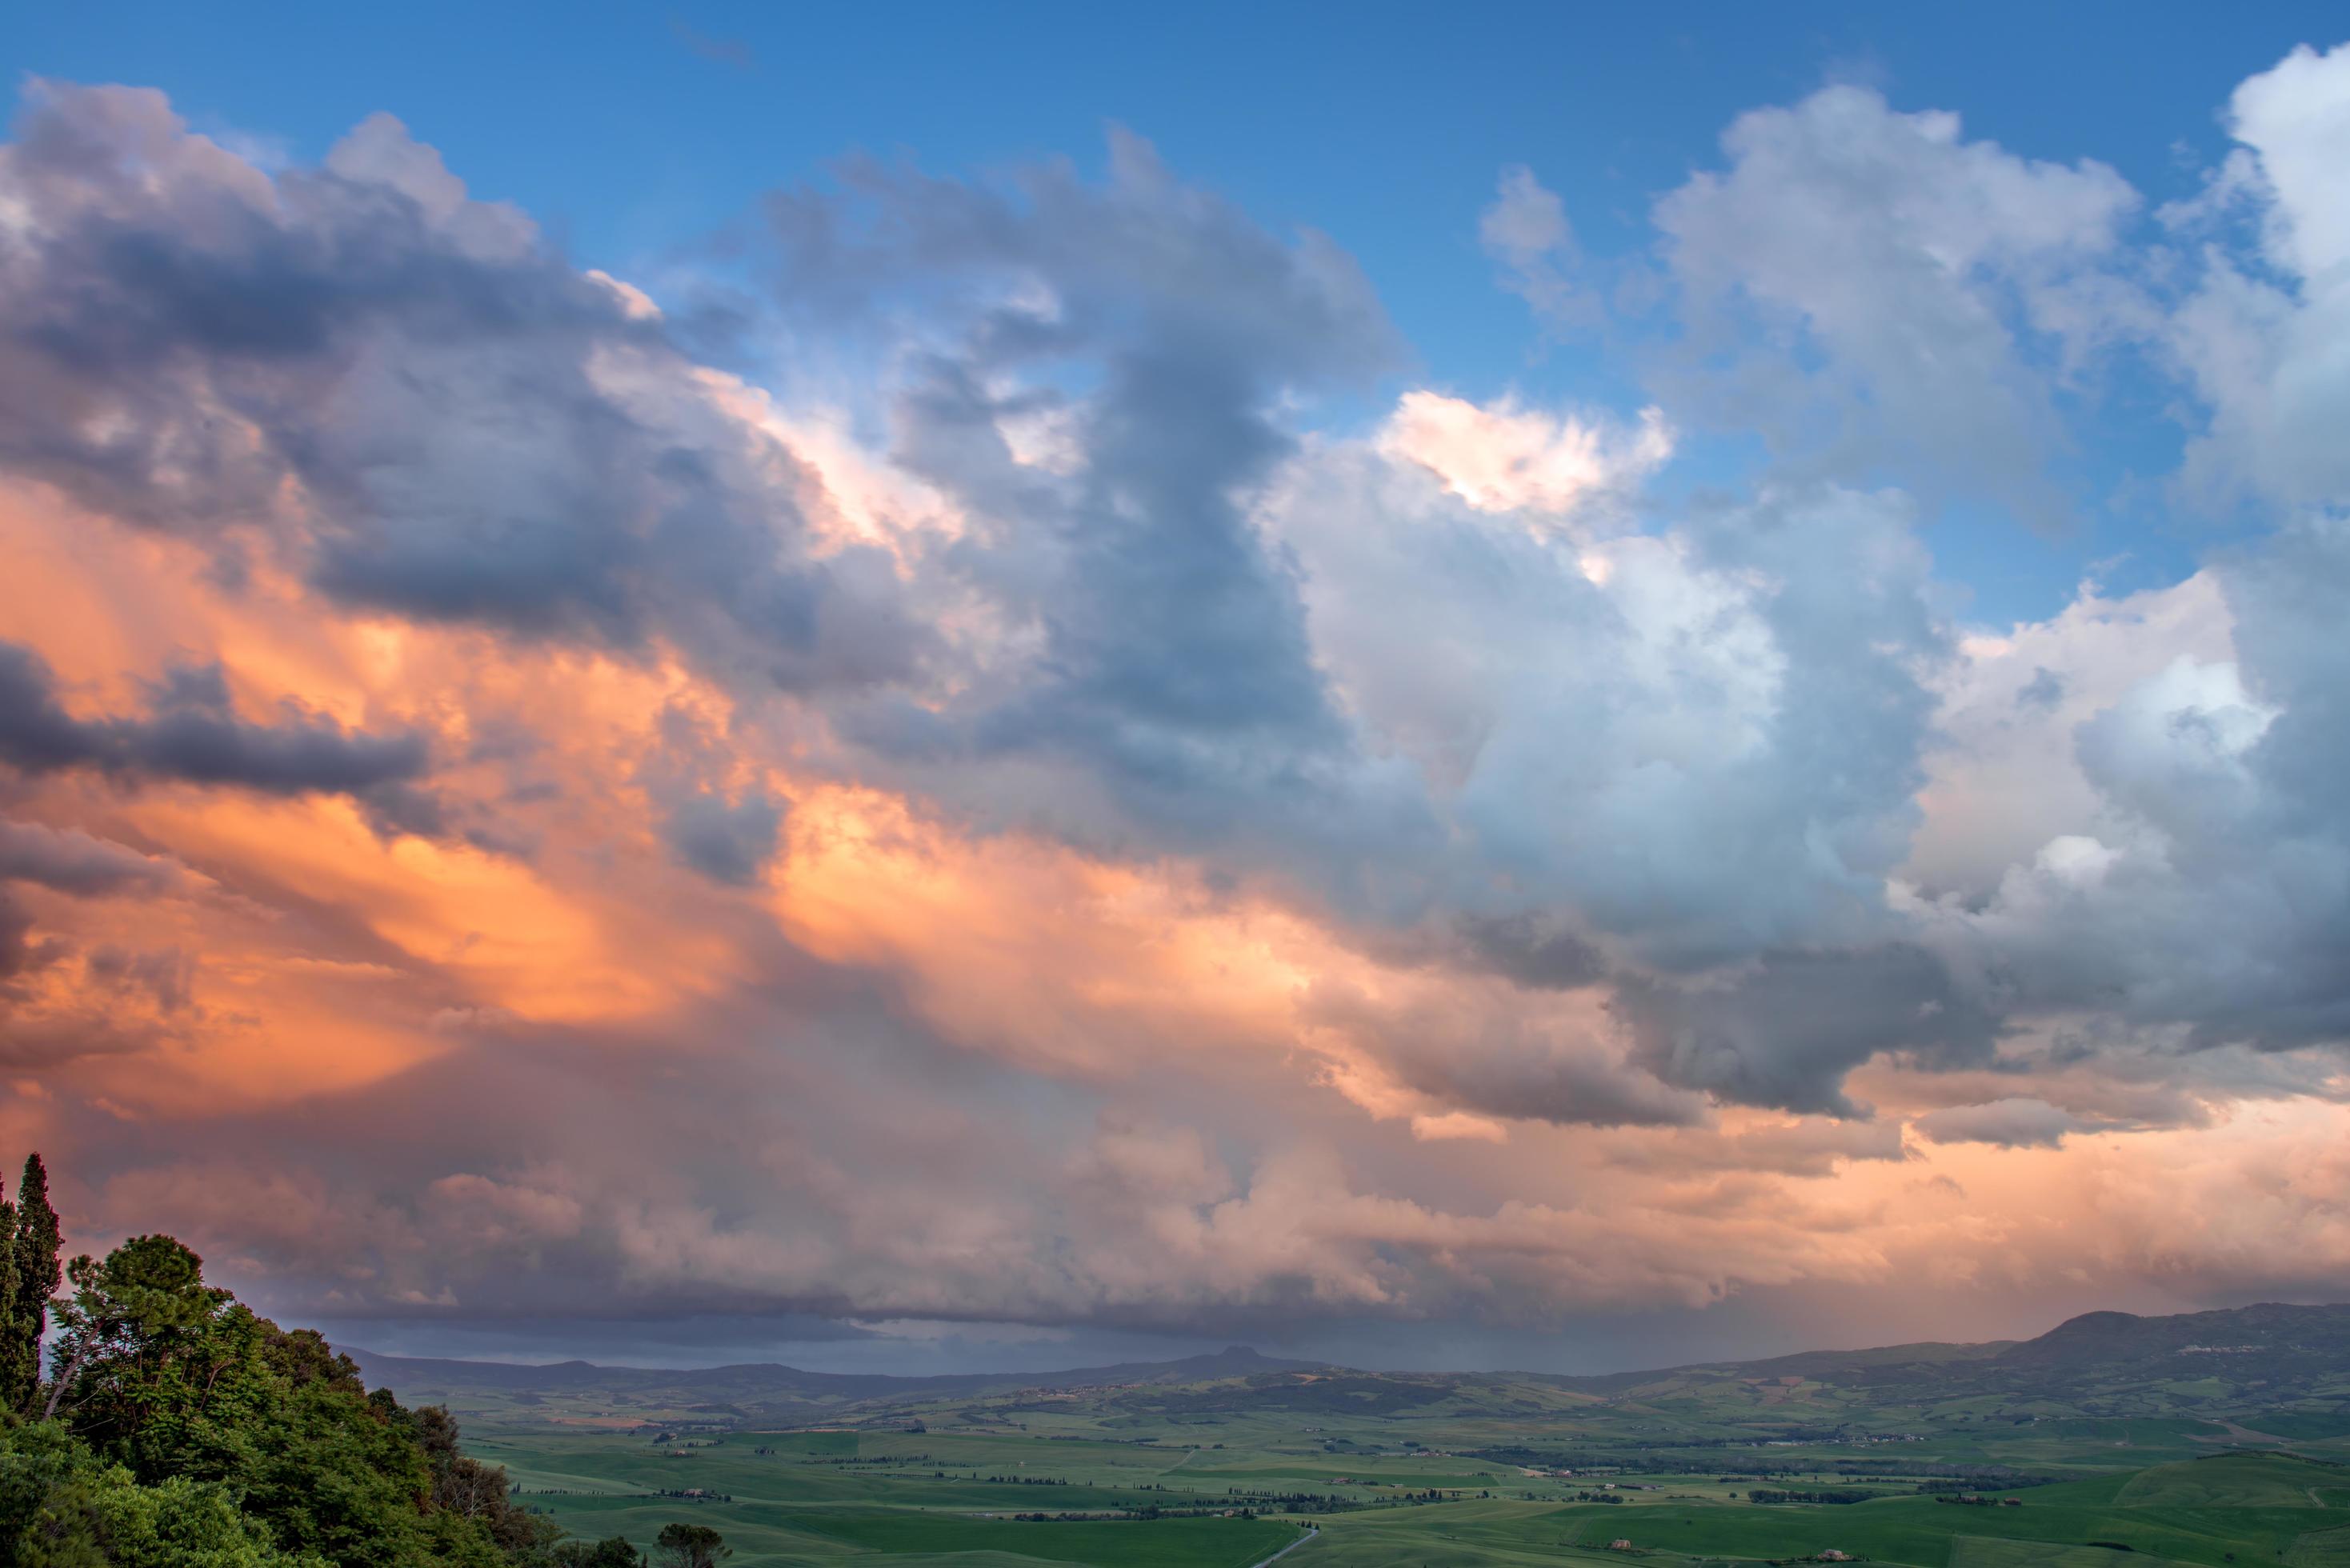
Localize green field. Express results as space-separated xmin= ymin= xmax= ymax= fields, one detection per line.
xmin=465 ymin=1421 xmax=2350 ymax=1566
xmin=1944 ymin=1541 xmax=2202 ymax=1568
xmin=387 ymin=1302 xmax=2350 ymax=1565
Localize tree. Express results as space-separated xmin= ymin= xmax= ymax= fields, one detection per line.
xmin=411 ymin=1401 xmax=562 ymax=1556
xmin=7 ymin=1154 xmax=61 ymax=1413
xmin=654 ymin=1522 xmax=731 ymax=1568
xmin=2 ymin=1162 xmax=600 ymax=1568
xmin=0 ymin=1418 xmax=325 ymax=1568
xmin=41 ymin=1233 xmax=234 ymax=1430
xmin=40 ymin=1234 xmax=487 ymax=1568
xmin=41 ymin=1234 xmax=230 ymax=1428
xmin=0 ymin=1155 xmax=18 ymax=1410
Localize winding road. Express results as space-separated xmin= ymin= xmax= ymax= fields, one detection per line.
xmin=1246 ymin=1523 xmax=1320 ymax=1567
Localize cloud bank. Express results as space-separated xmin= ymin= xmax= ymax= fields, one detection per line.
xmin=5 ymin=51 xmax=2350 ymax=1358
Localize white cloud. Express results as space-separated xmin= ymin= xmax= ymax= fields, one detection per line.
xmin=1480 ymin=165 xmax=1588 ymax=328
xmin=2169 ymin=42 xmax=2350 ymax=508
xmin=1378 ymin=390 xmax=1669 ymax=520
xmin=1905 ymin=571 xmax=2236 ymax=898
xmin=1654 ymin=84 xmax=2137 ymax=509
xmin=2232 ymin=44 xmax=2350 ymax=281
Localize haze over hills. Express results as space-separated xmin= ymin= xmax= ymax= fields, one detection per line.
xmin=347 ymin=1343 xmax=1323 ymax=1407
xmin=351 ymin=1302 xmax=2350 ymax=1439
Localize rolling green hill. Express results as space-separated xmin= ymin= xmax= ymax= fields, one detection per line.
xmin=358 ymin=1302 xmax=2350 ymax=1566
xmin=463 ymin=1437 xmax=2350 ymax=1567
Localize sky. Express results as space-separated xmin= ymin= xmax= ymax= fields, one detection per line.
xmin=2 ymin=3 xmax=2350 ymax=1375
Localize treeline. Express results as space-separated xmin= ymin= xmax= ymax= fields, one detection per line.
xmin=1874 ymin=1466 xmax=2059 ymax=1488
xmin=0 ymin=1153 xmax=722 ymax=1568
xmin=1746 ymin=1486 xmax=1876 ymax=1505
xmin=1011 ymin=1506 xmax=1263 ymax=1522
xmin=1464 ymin=1446 xmax=1731 ymax=1474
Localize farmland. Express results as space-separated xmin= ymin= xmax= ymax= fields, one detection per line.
xmin=464 ymin=1427 xmax=2350 ymax=1566
xmin=354 ymin=1302 xmax=2350 ymax=1566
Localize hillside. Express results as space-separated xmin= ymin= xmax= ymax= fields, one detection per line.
xmin=1527 ymin=1302 xmax=2350 ymax=1437
xmin=354 ymin=1301 xmax=2350 ymax=1444
xmin=338 ymin=1302 xmax=2350 ymax=1567
xmin=347 ymin=1343 xmax=1328 ymax=1426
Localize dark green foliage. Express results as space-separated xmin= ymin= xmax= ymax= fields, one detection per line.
xmin=652 ymin=1522 xmax=729 ymax=1568
xmin=550 ymin=1538 xmax=643 ymax=1568
xmin=38 ymin=1234 xmax=466 ymax=1565
xmin=0 ymin=1171 xmax=590 ymax=1568
xmin=0 ymin=1418 xmax=324 ymax=1566
xmin=1 ymin=1153 xmax=62 ymax=1413
xmin=0 ymin=1160 xmax=16 ymax=1412
xmin=410 ymin=1401 xmax=563 ymax=1558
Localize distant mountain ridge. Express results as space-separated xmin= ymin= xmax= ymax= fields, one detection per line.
xmin=1494 ymin=1302 xmax=2350 ymax=1444
xmin=1999 ymin=1302 xmax=2350 ymax=1367
xmin=1567 ymin=1301 xmax=2350 ymax=1390
xmin=351 ymin=1303 xmax=2350 ymax=1395
xmin=348 ymin=1302 xmax=2350 ymax=1437
xmin=347 ymin=1342 xmax=1320 ymax=1410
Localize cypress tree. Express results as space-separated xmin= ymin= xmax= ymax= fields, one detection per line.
xmin=0 ymin=1157 xmax=15 ymax=1409
xmin=6 ymin=1153 xmax=59 ymax=1411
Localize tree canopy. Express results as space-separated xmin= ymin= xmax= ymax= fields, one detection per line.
xmin=0 ymin=1152 xmax=719 ymax=1568
xmin=654 ymin=1522 xmax=732 ymax=1568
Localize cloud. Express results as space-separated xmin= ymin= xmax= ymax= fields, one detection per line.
xmin=1304 ymin=976 xmax=1708 ymax=1130
xmin=2161 ymin=42 xmax=2350 ymax=512
xmin=1912 ymin=1098 xmax=2080 ymax=1149
xmin=1480 ymin=165 xmax=1590 ymax=329
xmin=0 ymin=818 xmax=192 ymax=896
xmin=764 ymin=128 xmax=1446 ymax=890
xmin=1603 ymin=1116 xmax=1912 ymax=1178
xmin=5 ymin=50 xmax=2350 ymax=1357
xmin=637 ymin=699 xmax=790 ymax=886
xmin=660 ymin=786 xmax=784 ymax=886
xmin=1448 ymin=912 xmax=1609 ymax=991
xmin=1654 ymin=84 xmax=2137 ymax=511
xmin=1379 ymin=390 xmax=1670 ymax=518
xmin=0 ymin=81 xmax=926 ymax=698
xmin=1891 ymin=513 xmax=2350 ymax=1062
xmin=0 ymin=642 xmax=437 ymax=831
xmin=1902 ymin=570 xmax=2236 ymax=899
xmin=1617 ymin=946 xmax=2004 ymax=1117
xmin=1264 ymin=457 xmax=1947 ymax=973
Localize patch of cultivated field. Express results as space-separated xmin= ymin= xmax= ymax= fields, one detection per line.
xmin=468 ymin=1424 xmax=2350 ymax=1567
xmin=1946 ymin=1539 xmax=2204 ymax=1568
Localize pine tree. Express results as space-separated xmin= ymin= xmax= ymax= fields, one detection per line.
xmin=0 ymin=1156 xmax=16 ymax=1410
xmin=5 ymin=1153 xmax=59 ymax=1411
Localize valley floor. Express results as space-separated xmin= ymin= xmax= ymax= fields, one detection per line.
xmin=470 ymin=1425 xmax=2350 ymax=1567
